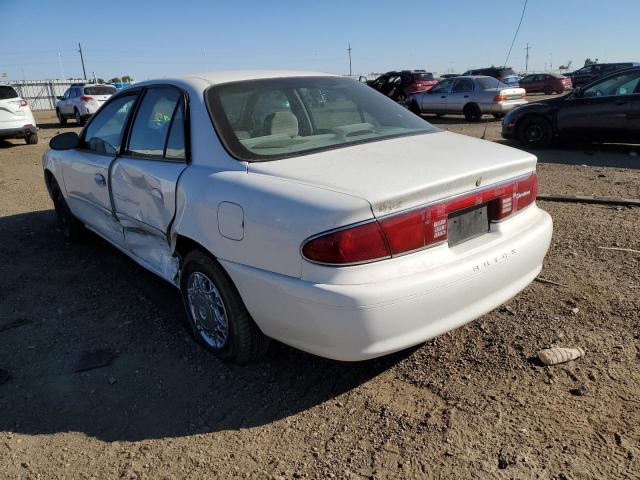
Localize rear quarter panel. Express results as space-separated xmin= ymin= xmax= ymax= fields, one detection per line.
xmin=171 ymin=166 xmax=375 ymax=278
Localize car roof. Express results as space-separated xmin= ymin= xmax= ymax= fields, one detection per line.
xmin=186 ymin=70 xmax=335 ymax=85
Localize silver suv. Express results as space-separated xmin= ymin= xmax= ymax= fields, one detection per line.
xmin=56 ymin=84 xmax=117 ymax=125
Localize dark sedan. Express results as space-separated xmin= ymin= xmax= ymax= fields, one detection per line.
xmin=502 ymin=67 xmax=640 ymax=148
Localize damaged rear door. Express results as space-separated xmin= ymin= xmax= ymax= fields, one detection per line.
xmin=110 ymin=86 xmax=189 ymax=281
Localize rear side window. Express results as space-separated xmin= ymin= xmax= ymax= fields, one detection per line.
xmin=452 ymin=79 xmax=474 ymax=93
xmin=83 ymin=94 xmax=138 ymax=155
xmin=84 ymin=86 xmax=117 ymax=96
xmin=127 ymin=87 xmax=185 ymax=159
xmin=476 ymin=77 xmax=502 ymax=89
xmin=0 ymin=86 xmax=18 ymax=99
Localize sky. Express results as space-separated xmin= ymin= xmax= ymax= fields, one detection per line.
xmin=1 ymin=0 xmax=639 ymax=82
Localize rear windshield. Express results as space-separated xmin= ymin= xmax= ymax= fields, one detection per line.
xmin=475 ymin=77 xmax=506 ymax=89
xmin=205 ymin=76 xmax=437 ymax=161
xmin=499 ymin=68 xmax=516 ymax=76
xmin=0 ymin=86 xmax=18 ymax=100
xmin=412 ymin=73 xmax=434 ymax=81
xmin=84 ymin=86 xmax=117 ymax=95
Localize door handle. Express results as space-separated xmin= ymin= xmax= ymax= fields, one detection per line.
xmin=94 ymin=173 xmax=106 ymax=187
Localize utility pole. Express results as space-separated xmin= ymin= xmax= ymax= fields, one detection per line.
xmin=524 ymin=43 xmax=531 ymax=72
xmin=347 ymin=42 xmax=352 ymax=77
xmin=78 ymin=42 xmax=87 ymax=80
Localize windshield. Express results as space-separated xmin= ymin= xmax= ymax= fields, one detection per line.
xmin=0 ymin=86 xmax=18 ymax=100
xmin=475 ymin=77 xmax=507 ymax=90
xmin=84 ymin=86 xmax=117 ymax=95
xmin=206 ymin=76 xmax=437 ymax=161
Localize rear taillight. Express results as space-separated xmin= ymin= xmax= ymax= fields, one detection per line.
xmin=493 ymin=94 xmax=507 ymax=102
xmin=19 ymin=99 xmax=27 ymax=107
xmin=80 ymin=95 xmax=93 ymax=102
xmin=301 ymin=221 xmax=390 ymax=265
xmin=301 ymin=173 xmax=538 ymax=265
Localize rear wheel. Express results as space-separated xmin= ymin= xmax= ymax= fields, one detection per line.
xmin=409 ymin=101 xmax=421 ymax=116
xmin=493 ymin=113 xmax=505 ymax=120
xmin=25 ymin=132 xmax=38 ymax=144
xmin=56 ymin=109 xmax=67 ymax=126
xmin=49 ymin=177 xmax=84 ymax=242
xmin=463 ymin=103 xmax=482 ymax=122
xmin=396 ymin=93 xmax=408 ymax=108
xmin=180 ymin=250 xmax=270 ymax=364
xmin=517 ymin=116 xmax=553 ymax=149
xmin=74 ymin=109 xmax=86 ymax=126
xmin=543 ymin=85 xmax=553 ymax=95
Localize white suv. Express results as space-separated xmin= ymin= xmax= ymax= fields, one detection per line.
xmin=0 ymin=85 xmax=38 ymax=144
xmin=56 ymin=84 xmax=117 ymax=125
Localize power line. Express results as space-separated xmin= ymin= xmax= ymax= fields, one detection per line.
xmin=503 ymin=0 xmax=528 ymax=67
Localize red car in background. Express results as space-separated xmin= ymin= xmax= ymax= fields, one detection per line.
xmin=365 ymin=70 xmax=438 ymax=105
xmin=518 ymin=73 xmax=572 ymax=95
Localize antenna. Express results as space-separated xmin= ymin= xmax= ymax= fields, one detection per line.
xmin=347 ymin=43 xmax=352 ymax=77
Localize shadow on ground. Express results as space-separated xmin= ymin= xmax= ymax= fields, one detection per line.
xmin=0 ymin=210 xmax=406 ymax=441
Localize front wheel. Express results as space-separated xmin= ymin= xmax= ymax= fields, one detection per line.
xmin=74 ymin=109 xmax=86 ymax=126
xmin=50 ymin=178 xmax=84 ymax=242
xmin=409 ymin=101 xmax=421 ymax=116
xmin=517 ymin=116 xmax=553 ymax=149
xmin=56 ymin=109 xmax=67 ymax=126
xmin=180 ymin=250 xmax=270 ymax=364
xmin=463 ymin=103 xmax=482 ymax=122
xmin=543 ymin=86 xmax=553 ymax=95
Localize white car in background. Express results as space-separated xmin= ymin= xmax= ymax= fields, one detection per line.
xmin=56 ymin=84 xmax=117 ymax=125
xmin=42 ymin=71 xmax=552 ymax=363
xmin=0 ymin=85 xmax=38 ymax=144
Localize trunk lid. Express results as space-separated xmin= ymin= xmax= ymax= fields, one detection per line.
xmin=248 ymin=130 xmax=537 ymax=217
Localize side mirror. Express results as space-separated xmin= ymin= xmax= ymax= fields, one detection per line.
xmin=572 ymin=86 xmax=583 ymax=98
xmin=49 ymin=132 xmax=80 ymax=150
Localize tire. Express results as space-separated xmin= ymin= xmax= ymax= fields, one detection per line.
xmin=74 ymin=109 xmax=86 ymax=126
xmin=25 ymin=132 xmax=38 ymax=145
xmin=463 ymin=103 xmax=482 ymax=122
xmin=180 ymin=250 xmax=270 ymax=364
xmin=493 ymin=113 xmax=505 ymax=120
xmin=517 ymin=116 xmax=553 ymax=149
xmin=543 ymin=86 xmax=553 ymax=95
xmin=56 ymin=109 xmax=67 ymax=126
xmin=435 ymin=113 xmax=444 ymax=118
xmin=49 ymin=177 xmax=84 ymax=242
xmin=396 ymin=93 xmax=408 ymax=108
xmin=408 ymin=101 xmax=421 ymax=116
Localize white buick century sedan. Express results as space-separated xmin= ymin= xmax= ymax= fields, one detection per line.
xmin=43 ymin=71 xmax=552 ymax=363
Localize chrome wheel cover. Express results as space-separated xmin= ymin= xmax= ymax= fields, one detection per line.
xmin=186 ymin=272 xmax=228 ymax=348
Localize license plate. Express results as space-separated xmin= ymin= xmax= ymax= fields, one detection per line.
xmin=447 ymin=204 xmax=489 ymax=246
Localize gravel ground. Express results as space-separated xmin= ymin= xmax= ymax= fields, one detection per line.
xmin=1 ymin=110 xmax=639 ymax=479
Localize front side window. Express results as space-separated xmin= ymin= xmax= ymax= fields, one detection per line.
xmin=83 ymin=94 xmax=138 ymax=155
xmin=127 ymin=87 xmax=183 ymax=158
xmin=583 ymin=72 xmax=640 ymax=98
xmin=206 ymin=76 xmax=436 ymax=161
xmin=431 ymin=80 xmax=453 ymax=94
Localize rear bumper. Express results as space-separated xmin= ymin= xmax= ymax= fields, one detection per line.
xmin=0 ymin=125 xmax=37 ymax=139
xmin=489 ymin=100 xmax=527 ymax=113
xmin=222 ymin=206 xmax=553 ymax=361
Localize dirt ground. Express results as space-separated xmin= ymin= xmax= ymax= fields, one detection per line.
xmin=1 ymin=109 xmax=639 ymax=480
